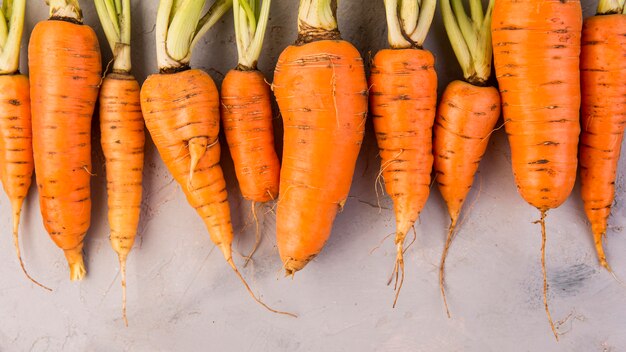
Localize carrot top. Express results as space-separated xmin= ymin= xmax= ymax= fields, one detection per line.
xmin=383 ymin=0 xmax=436 ymax=49
xmin=155 ymin=0 xmax=233 ymax=72
xmin=598 ymin=0 xmax=625 ymax=14
xmin=233 ymin=0 xmax=271 ymax=70
xmin=94 ymin=0 xmax=133 ymax=73
xmin=47 ymin=0 xmax=83 ymax=23
xmin=0 ymin=0 xmax=25 ymax=74
xmin=297 ymin=0 xmax=341 ymax=43
xmin=441 ymin=0 xmax=494 ymax=85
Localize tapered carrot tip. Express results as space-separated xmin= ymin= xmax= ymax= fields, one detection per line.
xmin=188 ymin=136 xmax=208 ymax=187
xmin=283 ymin=257 xmax=312 ymax=277
xmin=64 ymin=248 xmax=86 ymax=281
xmin=593 ymin=231 xmax=610 ymax=271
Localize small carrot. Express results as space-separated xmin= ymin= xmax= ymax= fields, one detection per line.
xmin=221 ymin=0 xmax=279 ymax=263
xmin=141 ymin=0 xmax=294 ymax=317
xmin=492 ymin=0 xmax=582 ymax=340
xmin=29 ymin=0 xmax=102 ymax=281
xmin=435 ymin=0 xmax=500 ymax=317
xmin=94 ymin=0 xmax=144 ymax=326
xmin=579 ymin=0 xmax=626 ymax=271
xmin=0 ymin=0 xmax=49 ymax=290
xmin=274 ymin=0 xmax=368 ymax=275
xmin=369 ymin=0 xmax=436 ymax=306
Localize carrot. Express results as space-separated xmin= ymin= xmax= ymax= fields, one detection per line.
xmin=436 ymin=0 xmax=499 ymax=317
xmin=492 ymin=0 xmax=582 ymax=340
xmin=579 ymin=0 xmax=626 ymax=271
xmin=221 ymin=0 xmax=279 ymax=263
xmin=141 ymin=0 xmax=294 ymax=317
xmin=273 ymin=0 xmax=368 ymax=275
xmin=94 ymin=0 xmax=144 ymax=326
xmin=29 ymin=0 xmax=102 ymax=281
xmin=0 ymin=0 xmax=50 ymax=290
xmin=369 ymin=0 xmax=436 ymax=306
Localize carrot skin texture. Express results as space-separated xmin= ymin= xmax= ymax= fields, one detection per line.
xmin=579 ymin=14 xmax=626 ymax=269
xmin=29 ymin=20 xmax=102 ymax=280
xmin=492 ymin=0 xmax=582 ymax=211
xmin=274 ymin=40 xmax=368 ymax=274
xmin=221 ymin=69 xmax=280 ymax=202
xmin=100 ymin=73 xmax=145 ymax=259
xmin=434 ymin=80 xmax=500 ymax=222
xmin=140 ymin=69 xmax=234 ymax=260
xmin=369 ymin=48 xmax=437 ymax=245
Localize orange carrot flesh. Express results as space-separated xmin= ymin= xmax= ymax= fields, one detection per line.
xmin=369 ymin=48 xmax=437 ymax=304
xmin=434 ymin=80 xmax=500 ymax=316
xmin=492 ymin=0 xmax=582 ymax=340
xmin=100 ymin=72 xmax=144 ymax=325
xmin=274 ymin=39 xmax=368 ymax=275
xmin=579 ymin=14 xmax=626 ymax=271
xmin=221 ymin=69 xmax=279 ymax=202
xmin=0 ymin=74 xmax=50 ymax=290
xmin=29 ymin=19 xmax=101 ymax=281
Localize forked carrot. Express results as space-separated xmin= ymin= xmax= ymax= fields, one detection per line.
xmin=369 ymin=0 xmax=436 ymax=306
xmin=29 ymin=0 xmax=102 ymax=281
xmin=436 ymin=0 xmax=500 ymax=317
xmin=579 ymin=0 xmax=626 ymax=271
xmin=273 ymin=0 xmax=368 ymax=276
xmin=94 ymin=0 xmax=144 ymax=326
xmin=221 ymin=0 xmax=278 ymax=264
xmin=0 ymin=0 xmax=49 ymax=290
xmin=141 ymin=0 xmax=294 ymax=317
xmin=492 ymin=0 xmax=582 ymax=340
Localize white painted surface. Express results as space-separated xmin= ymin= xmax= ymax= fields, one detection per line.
xmin=0 ymin=1 xmax=624 ymax=351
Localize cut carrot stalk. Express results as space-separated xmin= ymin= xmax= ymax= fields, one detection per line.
xmin=436 ymin=0 xmax=500 ymax=317
xmin=141 ymin=0 xmax=295 ymax=317
xmin=29 ymin=0 xmax=102 ymax=281
xmin=492 ymin=0 xmax=583 ymax=340
xmin=369 ymin=0 xmax=437 ymax=307
xmin=274 ymin=0 xmax=369 ymax=276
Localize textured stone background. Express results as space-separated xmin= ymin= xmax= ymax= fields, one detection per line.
xmin=0 ymin=1 xmax=624 ymax=351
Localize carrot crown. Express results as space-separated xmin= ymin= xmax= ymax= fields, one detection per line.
xmin=383 ymin=0 xmax=436 ymax=49
xmin=297 ymin=0 xmax=341 ymax=44
xmin=598 ymin=0 xmax=626 ymax=14
xmin=0 ymin=0 xmax=25 ymax=74
xmin=155 ymin=0 xmax=233 ymax=73
xmin=94 ymin=0 xmax=132 ymax=73
xmin=441 ymin=0 xmax=494 ymax=85
xmin=48 ymin=0 xmax=82 ymax=23
xmin=233 ymin=0 xmax=271 ymax=70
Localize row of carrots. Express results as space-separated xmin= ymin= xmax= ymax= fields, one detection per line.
xmin=0 ymin=0 xmax=623 ymax=339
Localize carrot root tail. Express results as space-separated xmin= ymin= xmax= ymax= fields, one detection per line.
xmin=64 ymin=247 xmax=86 ymax=281
xmin=593 ymin=231 xmax=610 ymax=271
xmin=243 ymin=201 xmax=262 ymax=268
xmin=389 ymin=232 xmax=407 ymax=308
xmin=11 ymin=207 xmax=52 ymax=292
xmin=226 ymin=257 xmax=297 ymax=318
xmin=539 ymin=211 xmax=559 ymax=341
xmin=119 ymin=254 xmax=129 ymax=327
xmin=439 ymin=216 xmax=458 ymax=319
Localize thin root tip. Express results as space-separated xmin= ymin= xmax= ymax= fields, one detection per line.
xmin=69 ymin=261 xmax=86 ymax=281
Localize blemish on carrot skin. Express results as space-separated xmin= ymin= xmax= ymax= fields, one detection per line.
xmin=8 ymin=99 xmax=20 ymax=106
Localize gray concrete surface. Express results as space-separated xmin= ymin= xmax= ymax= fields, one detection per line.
xmin=0 ymin=1 xmax=624 ymax=351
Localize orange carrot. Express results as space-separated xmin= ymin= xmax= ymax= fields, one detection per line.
xmin=94 ymin=0 xmax=144 ymax=325
xmin=141 ymin=0 xmax=294 ymax=317
xmin=220 ymin=0 xmax=278 ymax=263
xmin=579 ymin=2 xmax=626 ymax=271
xmin=0 ymin=0 xmax=49 ymax=290
xmin=492 ymin=0 xmax=582 ymax=340
xmin=435 ymin=0 xmax=500 ymax=317
xmin=29 ymin=0 xmax=102 ymax=281
xmin=274 ymin=0 xmax=368 ymax=275
xmin=369 ymin=0 xmax=436 ymax=305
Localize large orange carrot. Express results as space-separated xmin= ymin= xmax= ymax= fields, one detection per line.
xmin=435 ymin=0 xmax=500 ymax=317
xmin=369 ymin=0 xmax=436 ymax=305
xmin=492 ymin=0 xmax=582 ymax=340
xmin=579 ymin=2 xmax=626 ymax=271
xmin=274 ymin=0 xmax=368 ymax=275
xmin=141 ymin=0 xmax=293 ymax=317
xmin=29 ymin=0 xmax=101 ymax=281
xmin=94 ymin=0 xmax=144 ymax=325
xmin=0 ymin=0 xmax=49 ymax=290
xmin=220 ymin=0 xmax=278 ymax=263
